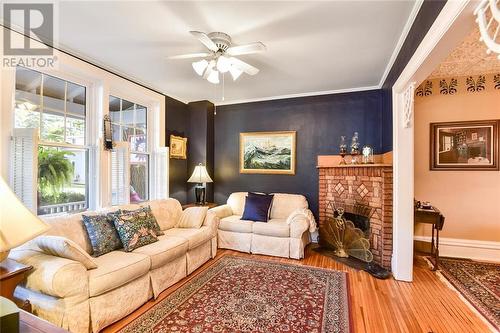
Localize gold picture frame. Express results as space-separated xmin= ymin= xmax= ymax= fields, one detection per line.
xmin=240 ymin=131 xmax=296 ymax=175
xmin=170 ymin=135 xmax=187 ymax=159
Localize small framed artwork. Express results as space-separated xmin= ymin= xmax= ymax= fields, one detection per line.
xmin=430 ymin=120 xmax=498 ymax=171
xmin=240 ymin=131 xmax=296 ymax=175
xmin=169 ymin=135 xmax=187 ymax=159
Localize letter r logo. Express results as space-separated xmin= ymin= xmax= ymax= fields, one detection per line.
xmin=3 ymin=3 xmax=53 ymax=55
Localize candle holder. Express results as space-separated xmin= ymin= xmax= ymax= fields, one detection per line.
xmin=350 ymin=132 xmax=360 ymax=164
xmin=339 ymin=136 xmax=347 ymax=165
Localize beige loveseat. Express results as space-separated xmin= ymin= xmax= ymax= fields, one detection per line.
xmin=9 ymin=199 xmax=219 ymax=333
xmin=210 ymin=192 xmax=315 ymax=259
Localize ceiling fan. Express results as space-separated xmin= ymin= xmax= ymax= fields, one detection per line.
xmin=170 ymin=31 xmax=266 ymax=84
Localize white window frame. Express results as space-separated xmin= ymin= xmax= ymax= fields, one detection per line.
xmin=9 ymin=66 xmax=101 ymax=215
xmin=104 ymin=85 xmax=162 ymax=206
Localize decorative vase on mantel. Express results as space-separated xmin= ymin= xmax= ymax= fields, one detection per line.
xmin=339 ymin=136 xmax=347 ymax=165
xmin=350 ymin=132 xmax=360 ymax=164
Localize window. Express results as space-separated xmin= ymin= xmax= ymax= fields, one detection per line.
xmin=109 ymin=96 xmax=148 ymax=203
xmin=14 ymin=67 xmax=88 ymax=215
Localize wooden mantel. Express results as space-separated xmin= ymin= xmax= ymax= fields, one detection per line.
xmin=317 ymin=152 xmax=393 ymax=168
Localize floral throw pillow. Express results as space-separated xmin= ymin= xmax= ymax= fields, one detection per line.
xmin=82 ymin=212 xmax=123 ymax=257
xmin=121 ymin=206 xmax=164 ymax=236
xmin=113 ymin=210 xmax=159 ymax=252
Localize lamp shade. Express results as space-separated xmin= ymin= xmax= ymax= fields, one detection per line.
xmin=0 ymin=177 xmax=50 ymax=255
xmin=187 ymin=164 xmax=213 ymax=183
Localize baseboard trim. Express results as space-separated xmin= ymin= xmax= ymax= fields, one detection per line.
xmin=414 ymin=236 xmax=500 ymax=262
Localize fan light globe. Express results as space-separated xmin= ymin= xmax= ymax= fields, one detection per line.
xmin=192 ymin=59 xmax=208 ymax=76
xmin=216 ymin=56 xmax=231 ymax=73
xmin=229 ymin=66 xmax=242 ymax=81
xmin=207 ymin=70 xmax=220 ymax=84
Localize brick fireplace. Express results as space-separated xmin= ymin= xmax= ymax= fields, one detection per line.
xmin=318 ymin=157 xmax=393 ymax=269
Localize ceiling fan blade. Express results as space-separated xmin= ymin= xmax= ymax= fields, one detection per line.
xmin=227 ymin=42 xmax=266 ymax=56
xmin=190 ymin=31 xmax=219 ymax=52
xmin=229 ymin=57 xmax=259 ymax=75
xmin=168 ymin=52 xmax=211 ymax=60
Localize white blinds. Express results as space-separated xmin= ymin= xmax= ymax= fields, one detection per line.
xmin=111 ymin=142 xmax=130 ymax=205
xmin=10 ymin=128 xmax=38 ymax=213
xmin=152 ymin=147 xmax=169 ymax=200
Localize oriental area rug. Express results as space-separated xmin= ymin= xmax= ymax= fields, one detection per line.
xmin=120 ymin=256 xmax=352 ymax=333
xmin=437 ymin=257 xmax=499 ymax=331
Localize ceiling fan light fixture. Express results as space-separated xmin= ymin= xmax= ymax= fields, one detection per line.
xmin=216 ymin=55 xmax=231 ymax=73
xmin=192 ymin=59 xmax=208 ymax=76
xmin=229 ymin=66 xmax=242 ymax=81
xmin=207 ymin=70 xmax=220 ymax=84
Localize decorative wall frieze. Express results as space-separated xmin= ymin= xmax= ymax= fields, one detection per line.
xmin=415 ymin=74 xmax=499 ymax=98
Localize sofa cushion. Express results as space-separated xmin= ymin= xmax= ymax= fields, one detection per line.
xmin=241 ymin=194 xmax=274 ymax=222
xmin=133 ymin=236 xmax=188 ymax=269
xmin=146 ymin=199 xmax=182 ymax=230
xmin=41 ymin=212 xmax=93 ymax=254
xmin=219 ymin=215 xmax=254 ymax=233
xmin=35 ymin=235 xmax=98 ymax=269
xmin=177 ymin=207 xmax=208 ymax=229
xmin=82 ymin=213 xmax=123 ymax=257
xmin=89 ymin=251 xmax=150 ymax=297
xmin=269 ymin=193 xmax=308 ymax=219
xmin=226 ymin=192 xmax=248 ymax=216
xmin=121 ymin=206 xmax=164 ymax=236
xmin=252 ymin=219 xmax=290 ymax=238
xmin=112 ymin=210 xmax=159 ymax=252
xmin=163 ymin=227 xmax=212 ymax=250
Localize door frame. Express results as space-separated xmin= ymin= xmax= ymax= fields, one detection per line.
xmin=391 ymin=0 xmax=477 ymax=281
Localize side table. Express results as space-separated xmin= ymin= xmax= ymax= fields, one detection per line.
xmin=0 ymin=258 xmax=33 ymax=312
xmin=182 ymin=202 xmax=218 ymax=210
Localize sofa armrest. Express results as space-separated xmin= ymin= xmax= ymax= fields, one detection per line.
xmin=203 ymin=211 xmax=220 ymax=237
xmin=289 ymin=216 xmax=310 ymax=238
xmin=9 ymin=249 xmax=89 ymax=298
xmin=209 ymin=204 xmax=233 ymax=219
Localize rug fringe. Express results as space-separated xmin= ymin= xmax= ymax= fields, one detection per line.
xmin=422 ymin=257 xmax=499 ymax=333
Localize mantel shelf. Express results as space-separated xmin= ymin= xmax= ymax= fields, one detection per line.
xmin=316 ymin=163 xmax=392 ymax=169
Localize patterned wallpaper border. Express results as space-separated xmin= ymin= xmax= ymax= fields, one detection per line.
xmin=416 ymin=73 xmax=500 ymax=98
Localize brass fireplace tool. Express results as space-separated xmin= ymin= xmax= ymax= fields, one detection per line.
xmin=322 ymin=204 xmax=373 ymax=263
xmin=315 ymin=200 xmax=391 ymax=279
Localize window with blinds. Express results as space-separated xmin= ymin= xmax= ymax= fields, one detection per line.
xmin=12 ymin=67 xmax=88 ymax=215
xmin=109 ymin=96 xmax=149 ymax=203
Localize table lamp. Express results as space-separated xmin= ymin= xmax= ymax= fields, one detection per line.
xmin=187 ymin=163 xmax=213 ymax=205
xmin=0 ymin=177 xmax=50 ymax=262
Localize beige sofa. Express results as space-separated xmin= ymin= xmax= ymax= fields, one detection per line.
xmin=9 ymin=199 xmax=219 ymax=333
xmin=210 ymin=192 xmax=314 ymax=259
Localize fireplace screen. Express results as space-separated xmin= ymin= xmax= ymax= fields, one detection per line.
xmin=321 ymin=201 xmax=375 ymax=263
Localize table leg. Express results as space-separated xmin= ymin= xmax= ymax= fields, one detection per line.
xmin=435 ymin=226 xmax=440 ymax=270
xmin=431 ymin=226 xmax=437 ymax=271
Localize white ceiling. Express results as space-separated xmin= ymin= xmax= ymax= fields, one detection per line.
xmin=52 ymin=1 xmax=418 ymax=104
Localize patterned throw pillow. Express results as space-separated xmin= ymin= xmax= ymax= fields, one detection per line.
xmin=82 ymin=212 xmax=123 ymax=257
xmin=112 ymin=210 xmax=159 ymax=252
xmin=121 ymin=206 xmax=164 ymax=236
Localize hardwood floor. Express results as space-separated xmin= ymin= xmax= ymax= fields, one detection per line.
xmin=104 ymin=246 xmax=492 ymax=333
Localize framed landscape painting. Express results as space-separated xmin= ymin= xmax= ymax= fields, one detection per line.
xmin=240 ymin=131 xmax=296 ymax=175
xmin=430 ymin=120 xmax=498 ymax=171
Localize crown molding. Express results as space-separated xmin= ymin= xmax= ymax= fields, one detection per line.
xmin=378 ymin=0 xmax=424 ymax=87
xmin=214 ymin=85 xmax=381 ymax=106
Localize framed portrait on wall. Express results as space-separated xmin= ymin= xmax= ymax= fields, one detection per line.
xmin=240 ymin=131 xmax=296 ymax=175
xmin=430 ymin=120 xmax=499 ymax=171
xmin=169 ymin=135 xmax=187 ymax=159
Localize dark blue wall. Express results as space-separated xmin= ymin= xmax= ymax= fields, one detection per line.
xmin=166 ymin=96 xmax=188 ymax=204
xmin=214 ymin=90 xmax=383 ymax=216
xmin=381 ymin=0 xmax=447 ymax=151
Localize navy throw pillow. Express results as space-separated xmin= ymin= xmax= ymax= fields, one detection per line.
xmin=241 ymin=194 xmax=274 ymax=222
